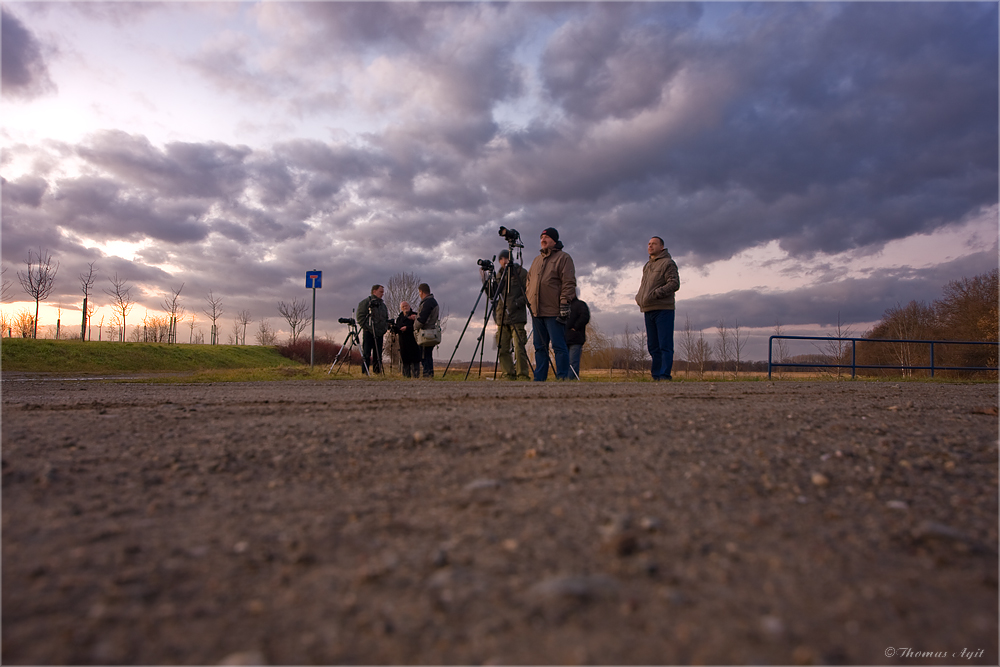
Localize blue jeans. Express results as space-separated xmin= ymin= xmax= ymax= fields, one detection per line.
xmin=531 ymin=316 xmax=569 ymax=380
xmin=644 ymin=309 xmax=675 ymax=380
xmin=568 ymin=344 xmax=583 ymax=380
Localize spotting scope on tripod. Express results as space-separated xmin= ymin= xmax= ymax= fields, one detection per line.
xmin=327 ymin=315 xmax=371 ymax=377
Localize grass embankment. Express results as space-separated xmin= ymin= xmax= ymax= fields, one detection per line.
xmin=1 ymin=338 xmax=302 ymax=376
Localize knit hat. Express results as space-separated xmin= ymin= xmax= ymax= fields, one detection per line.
xmin=498 ymin=249 xmax=510 ymax=260
xmin=541 ymin=227 xmax=559 ymax=243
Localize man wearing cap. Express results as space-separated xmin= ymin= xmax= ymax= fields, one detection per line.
xmin=526 ymin=227 xmax=576 ymax=381
xmin=636 ymin=236 xmax=680 ymax=380
xmin=484 ymin=249 xmax=530 ymax=380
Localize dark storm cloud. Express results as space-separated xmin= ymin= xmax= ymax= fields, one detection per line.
xmin=677 ymin=247 xmax=1000 ymax=332
xmin=1 ymin=175 xmax=48 ymax=207
xmin=540 ymin=3 xmax=697 ymax=122
xmin=1 ymin=6 xmax=56 ymax=100
xmin=77 ymin=131 xmax=252 ymax=200
xmin=491 ymin=2 xmax=998 ymax=268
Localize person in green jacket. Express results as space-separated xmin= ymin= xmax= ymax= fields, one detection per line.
xmin=357 ymin=284 xmax=389 ymax=374
xmin=485 ymin=249 xmax=531 ymax=380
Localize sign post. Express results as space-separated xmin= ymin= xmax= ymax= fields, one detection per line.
xmin=305 ymin=270 xmax=322 ymax=368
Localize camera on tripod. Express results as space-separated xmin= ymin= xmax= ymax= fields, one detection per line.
xmin=338 ymin=317 xmax=356 ymax=326
xmin=498 ymin=226 xmax=520 ymax=243
xmin=477 ymin=258 xmax=494 ymax=272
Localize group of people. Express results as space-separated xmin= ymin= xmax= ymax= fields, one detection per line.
xmin=357 ymin=282 xmax=439 ymax=378
xmin=354 ymin=227 xmax=681 ymax=382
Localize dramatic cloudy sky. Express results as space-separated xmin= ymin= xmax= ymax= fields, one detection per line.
xmin=2 ymin=1 xmax=997 ymax=360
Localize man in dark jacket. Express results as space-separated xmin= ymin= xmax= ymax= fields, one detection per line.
xmin=565 ymin=293 xmax=590 ymax=380
xmin=409 ymin=283 xmax=439 ymax=378
xmin=392 ymin=300 xmax=421 ymax=378
xmin=357 ymin=284 xmax=389 ymax=375
xmin=485 ymin=249 xmax=530 ymax=380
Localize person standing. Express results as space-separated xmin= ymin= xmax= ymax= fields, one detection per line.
xmin=565 ymin=292 xmax=590 ymax=380
xmin=410 ymin=283 xmax=439 ymax=378
xmin=635 ymin=236 xmax=680 ymax=381
xmin=485 ymin=249 xmax=530 ymax=380
xmin=393 ymin=301 xmax=421 ymax=378
xmin=357 ymin=284 xmax=389 ymax=375
xmin=526 ymin=227 xmax=576 ymax=381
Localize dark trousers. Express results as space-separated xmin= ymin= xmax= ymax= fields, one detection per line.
xmin=362 ymin=330 xmax=383 ymax=374
xmin=420 ymin=345 xmax=434 ymax=377
xmin=644 ymin=309 xmax=675 ymax=380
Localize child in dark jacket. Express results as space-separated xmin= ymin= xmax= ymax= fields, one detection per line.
xmin=565 ymin=296 xmax=590 ymax=380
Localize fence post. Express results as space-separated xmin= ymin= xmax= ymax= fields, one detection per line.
xmin=851 ymin=339 xmax=857 ymax=379
xmin=930 ymin=342 xmax=935 ymax=378
xmin=767 ymin=336 xmax=773 ymax=380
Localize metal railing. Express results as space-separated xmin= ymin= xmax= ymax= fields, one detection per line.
xmin=768 ymin=335 xmax=999 ymax=379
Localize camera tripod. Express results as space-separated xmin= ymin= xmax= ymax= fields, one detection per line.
xmin=327 ymin=318 xmax=371 ymax=377
xmin=442 ymin=256 xmax=495 ymax=379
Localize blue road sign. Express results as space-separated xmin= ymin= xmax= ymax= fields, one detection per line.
xmin=306 ymin=270 xmax=322 ymax=289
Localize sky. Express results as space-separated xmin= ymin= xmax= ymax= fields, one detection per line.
xmin=2 ymin=1 xmax=997 ymax=361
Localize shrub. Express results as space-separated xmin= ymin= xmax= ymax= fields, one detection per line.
xmin=276 ymin=338 xmax=361 ymax=366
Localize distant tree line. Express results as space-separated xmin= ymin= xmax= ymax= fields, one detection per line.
xmin=0 ymin=247 xmax=320 ymax=346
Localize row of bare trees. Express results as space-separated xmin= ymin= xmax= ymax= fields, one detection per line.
xmin=1 ymin=248 xmax=313 ymax=346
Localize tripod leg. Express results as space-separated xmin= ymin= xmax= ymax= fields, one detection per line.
xmin=442 ymin=282 xmax=489 ymax=378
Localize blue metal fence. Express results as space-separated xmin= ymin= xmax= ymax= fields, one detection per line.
xmin=767 ymin=335 xmax=999 ymax=379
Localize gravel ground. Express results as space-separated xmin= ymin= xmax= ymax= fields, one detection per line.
xmin=2 ymin=378 xmax=997 ymax=665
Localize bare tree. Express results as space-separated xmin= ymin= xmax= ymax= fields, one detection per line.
xmin=162 ymin=283 xmax=184 ymax=344
xmin=714 ymin=319 xmax=732 ymax=379
xmin=691 ymin=331 xmax=712 ymax=379
xmin=620 ymin=324 xmax=638 ymax=377
xmin=2 ymin=263 xmax=14 ymax=302
xmin=772 ymin=321 xmax=789 ymax=378
xmin=582 ymin=320 xmax=615 ymax=377
xmin=255 ymin=318 xmax=277 ymax=346
xmin=235 ymin=309 xmax=253 ymax=345
xmin=385 ymin=272 xmax=422 ymax=316
xmin=79 ymin=262 xmax=97 ymax=341
xmin=203 ymin=290 xmax=224 ymax=345
xmin=816 ymin=312 xmax=855 ymax=379
xmin=188 ymin=314 xmax=198 ymax=344
xmin=18 ymin=247 xmax=59 ymax=338
xmin=228 ymin=320 xmax=242 ymax=345
xmin=679 ymin=315 xmax=697 ymax=378
xmin=86 ymin=301 xmax=97 ymax=341
xmin=732 ymin=318 xmax=750 ymax=379
xmin=103 ymin=273 xmax=135 ymax=342
xmin=277 ymin=298 xmax=309 ymax=344
xmin=105 ymin=312 xmax=122 ymax=342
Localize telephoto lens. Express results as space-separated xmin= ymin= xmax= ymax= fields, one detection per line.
xmin=498 ymin=226 xmax=520 ymax=242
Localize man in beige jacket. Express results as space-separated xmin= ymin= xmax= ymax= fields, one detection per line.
xmin=635 ymin=236 xmax=680 ymax=380
xmin=526 ymin=227 xmax=576 ymax=380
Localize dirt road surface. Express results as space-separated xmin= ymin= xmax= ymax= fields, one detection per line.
xmin=2 ymin=378 xmax=997 ymax=665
